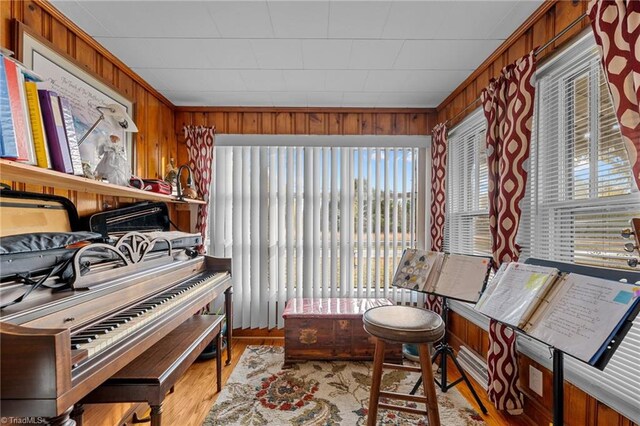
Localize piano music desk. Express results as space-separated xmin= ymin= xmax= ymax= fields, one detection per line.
xmin=76 ymin=314 xmax=225 ymax=426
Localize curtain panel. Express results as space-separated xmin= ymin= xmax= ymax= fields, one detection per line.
xmin=426 ymin=123 xmax=448 ymax=315
xmin=184 ymin=125 xmax=216 ymax=253
xmin=480 ymin=51 xmax=537 ymax=413
xmin=588 ymin=0 xmax=640 ymax=190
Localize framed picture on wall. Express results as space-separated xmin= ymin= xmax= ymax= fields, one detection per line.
xmin=13 ymin=20 xmax=136 ymax=173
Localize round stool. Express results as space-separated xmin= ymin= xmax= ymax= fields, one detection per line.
xmin=363 ymin=305 xmax=444 ymax=426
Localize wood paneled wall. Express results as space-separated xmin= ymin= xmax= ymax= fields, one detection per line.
xmin=174 ymin=107 xmax=436 ymax=165
xmin=438 ymin=1 xmax=637 ymax=424
xmin=0 ymin=0 xmax=177 ymax=216
xmin=436 ymin=0 xmax=590 ymax=125
xmin=448 ymin=312 xmax=637 ymax=426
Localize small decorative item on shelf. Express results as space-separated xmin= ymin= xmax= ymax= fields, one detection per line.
xmin=176 ymin=165 xmax=198 ymax=200
xmin=164 ymin=157 xmax=178 ymax=195
xmin=129 ymin=176 xmax=172 ymax=195
xmin=93 ymin=134 xmax=130 ymax=186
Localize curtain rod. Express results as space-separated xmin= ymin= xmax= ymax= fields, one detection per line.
xmin=444 ymin=11 xmax=588 ymax=127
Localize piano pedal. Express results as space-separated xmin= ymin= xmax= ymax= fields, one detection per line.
xmin=132 ymin=413 xmax=151 ymax=424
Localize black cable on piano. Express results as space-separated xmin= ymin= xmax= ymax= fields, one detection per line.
xmin=0 ymin=257 xmax=77 ymax=310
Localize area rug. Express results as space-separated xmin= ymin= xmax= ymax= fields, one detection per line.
xmin=203 ymin=346 xmax=485 ymax=425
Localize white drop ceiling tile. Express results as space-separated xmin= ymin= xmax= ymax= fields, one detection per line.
xmin=96 ymin=38 xmax=218 ymax=69
xmin=328 ymin=1 xmax=392 ymax=38
xmin=394 ymin=40 xmax=502 ymax=70
xmin=341 ymin=92 xmax=381 ymax=107
xmin=240 ymin=70 xmax=287 ymax=91
xmin=376 ymin=92 xmax=436 ymax=108
xmin=381 ymin=1 xmax=447 ymax=39
xmin=207 ymin=1 xmax=274 ymax=38
xmin=348 ymin=40 xmax=404 ymax=70
xmin=306 ymin=92 xmax=343 ymax=107
xmin=50 ymin=1 xmax=114 ymax=37
xmin=428 ymin=1 xmax=524 ymax=39
xmin=325 ymin=70 xmax=368 ymax=92
xmin=251 ymin=39 xmax=304 ymax=70
xmin=488 ymin=1 xmax=545 ymax=39
xmin=269 ymin=92 xmax=309 ymax=107
xmin=302 ymin=40 xmax=353 ymax=70
xmin=136 ymin=69 xmax=246 ymax=92
xmin=364 ymin=70 xmax=471 ymax=93
xmin=169 ymin=91 xmax=273 ymax=107
xmin=283 ymin=70 xmax=327 ymax=91
xmin=202 ymin=39 xmax=259 ymax=69
xmin=63 ymin=1 xmax=220 ymax=38
xmin=269 ymin=1 xmax=330 ymax=38
xmin=377 ymin=91 xmax=450 ymax=107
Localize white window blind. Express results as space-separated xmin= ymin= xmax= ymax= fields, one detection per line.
xmin=444 ymin=110 xmax=492 ymax=256
xmin=521 ymin=33 xmax=640 ymax=421
xmin=210 ymin=145 xmax=418 ymax=329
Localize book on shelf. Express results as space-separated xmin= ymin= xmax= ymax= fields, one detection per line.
xmin=38 ymin=89 xmax=74 ymax=174
xmin=58 ymin=96 xmax=84 ymax=175
xmin=392 ymin=249 xmax=492 ymax=302
xmin=475 ymin=262 xmax=640 ymax=365
xmin=24 ymin=81 xmax=51 ymax=168
xmin=2 ymin=55 xmax=34 ymax=163
xmin=0 ymin=56 xmax=17 ymax=158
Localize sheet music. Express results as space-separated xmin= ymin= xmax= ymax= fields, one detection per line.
xmin=391 ymin=250 xmax=442 ymax=292
xmin=434 ymin=254 xmax=491 ymax=302
xmin=528 ymin=274 xmax=640 ymax=364
xmin=475 ymin=263 xmax=559 ymax=328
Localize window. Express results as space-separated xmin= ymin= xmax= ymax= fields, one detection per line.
xmin=444 ymin=110 xmax=491 ymax=256
xmin=209 ymin=143 xmax=419 ymax=329
xmin=522 ymin=33 xmax=640 ymax=270
xmin=520 ymin=32 xmax=640 ymax=421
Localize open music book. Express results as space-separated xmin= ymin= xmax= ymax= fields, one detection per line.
xmin=475 ymin=262 xmax=640 ymax=365
xmin=392 ymin=249 xmax=492 ymax=302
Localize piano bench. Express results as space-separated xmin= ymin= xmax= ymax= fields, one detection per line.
xmin=75 ymin=314 xmax=225 ymax=426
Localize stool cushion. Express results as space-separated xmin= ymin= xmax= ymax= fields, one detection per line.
xmin=363 ymin=306 xmax=444 ymax=344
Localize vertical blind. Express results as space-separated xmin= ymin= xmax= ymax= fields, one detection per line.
xmin=444 ymin=110 xmax=492 ymax=256
xmin=209 ymin=146 xmax=418 ymax=329
xmin=521 ymin=33 xmax=640 ymax=421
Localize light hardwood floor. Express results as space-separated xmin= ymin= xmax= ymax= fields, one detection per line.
xmin=83 ymin=337 xmax=528 ymax=426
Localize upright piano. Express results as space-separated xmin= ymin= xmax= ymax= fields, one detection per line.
xmin=0 ymin=232 xmax=232 ymax=425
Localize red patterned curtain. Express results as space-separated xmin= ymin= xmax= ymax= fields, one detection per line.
xmin=481 ymin=51 xmax=536 ymax=413
xmin=588 ymin=0 xmax=640 ymax=189
xmin=426 ymin=123 xmax=448 ymax=315
xmin=184 ymin=125 xmax=216 ymax=253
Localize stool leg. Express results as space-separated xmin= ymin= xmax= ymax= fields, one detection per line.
xmin=418 ymin=343 xmax=440 ymax=426
xmin=367 ymin=337 xmax=386 ymax=426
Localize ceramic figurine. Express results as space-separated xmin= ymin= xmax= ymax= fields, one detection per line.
xmin=94 ymin=134 xmax=130 ymax=186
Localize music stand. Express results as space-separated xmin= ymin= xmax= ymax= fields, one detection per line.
xmin=408 ymin=295 xmax=488 ymax=414
xmin=392 ymin=250 xmax=491 ymax=415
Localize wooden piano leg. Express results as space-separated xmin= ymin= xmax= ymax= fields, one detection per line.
xmin=224 ymin=286 xmax=233 ymax=366
xmin=47 ymin=407 xmax=76 ymax=426
xmin=150 ymin=404 xmax=162 ymax=426
xmin=70 ymin=404 xmax=84 ymax=426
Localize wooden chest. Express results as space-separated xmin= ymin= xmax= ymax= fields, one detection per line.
xmin=282 ymin=298 xmax=403 ymax=366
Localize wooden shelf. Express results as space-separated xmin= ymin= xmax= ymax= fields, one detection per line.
xmin=0 ymin=159 xmax=206 ymax=205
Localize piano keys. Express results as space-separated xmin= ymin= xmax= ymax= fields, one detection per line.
xmin=0 ymin=232 xmax=233 ymax=425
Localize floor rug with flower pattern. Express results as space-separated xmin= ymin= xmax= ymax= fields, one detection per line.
xmin=203 ymin=345 xmax=485 ymax=425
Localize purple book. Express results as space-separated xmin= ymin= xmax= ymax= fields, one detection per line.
xmin=38 ymin=89 xmax=73 ymax=174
